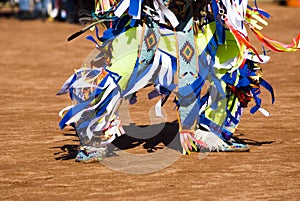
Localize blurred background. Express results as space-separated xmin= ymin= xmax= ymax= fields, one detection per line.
xmin=0 ymin=0 xmax=299 ymax=24
xmin=0 ymin=0 xmax=94 ymax=23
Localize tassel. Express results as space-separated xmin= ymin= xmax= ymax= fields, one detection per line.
xmin=194 ymin=129 xmax=228 ymax=152
xmin=180 ymin=131 xmax=207 ymax=154
xmin=251 ymin=28 xmax=300 ymax=52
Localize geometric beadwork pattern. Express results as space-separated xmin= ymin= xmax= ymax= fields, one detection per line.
xmin=145 ymin=29 xmax=158 ymax=50
xmin=180 ymin=41 xmax=195 ymax=64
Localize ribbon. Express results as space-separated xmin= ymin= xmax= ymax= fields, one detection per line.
xmin=114 ymin=0 xmax=144 ymax=19
xmin=153 ymin=0 xmax=179 ymax=28
xmin=251 ymin=28 xmax=300 ymax=52
xmin=211 ymin=0 xmax=225 ymax=44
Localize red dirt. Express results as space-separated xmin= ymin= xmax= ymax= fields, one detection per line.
xmin=0 ymin=3 xmax=299 ymax=201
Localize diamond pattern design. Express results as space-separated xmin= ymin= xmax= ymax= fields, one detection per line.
xmin=180 ymin=41 xmax=194 ymax=64
xmin=145 ymin=30 xmax=157 ymax=50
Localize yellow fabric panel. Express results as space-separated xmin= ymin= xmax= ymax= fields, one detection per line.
xmin=158 ymin=29 xmax=177 ymax=57
xmin=108 ymin=27 xmax=140 ymax=90
xmin=195 ymin=22 xmax=216 ymax=54
xmin=205 ymin=97 xmax=227 ymax=126
xmin=215 ymin=30 xmax=239 ymax=65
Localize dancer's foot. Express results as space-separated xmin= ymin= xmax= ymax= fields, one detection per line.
xmin=222 ymin=141 xmax=250 ymax=152
xmin=194 ymin=129 xmax=250 ymax=152
xmin=75 ymin=146 xmax=107 ymax=163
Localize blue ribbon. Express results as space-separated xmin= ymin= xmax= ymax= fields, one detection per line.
xmin=59 ymin=75 xmax=111 ymax=129
xmin=250 ymin=88 xmax=261 ymax=114
xmin=260 ymin=78 xmax=275 ymax=104
xmin=198 ymin=35 xmax=225 ymax=97
xmin=128 ymin=0 xmax=144 ymax=18
xmin=211 ymin=0 xmax=225 ymax=44
xmin=100 ymin=15 xmax=133 ymax=42
xmin=75 ymin=89 xmax=119 ymax=131
xmin=199 ymin=113 xmax=224 ymax=139
xmin=182 ymin=101 xmax=200 ymax=129
xmin=86 ymin=35 xmax=101 ymax=46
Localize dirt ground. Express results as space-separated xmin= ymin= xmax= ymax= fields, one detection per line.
xmin=0 ymin=3 xmax=299 ymax=201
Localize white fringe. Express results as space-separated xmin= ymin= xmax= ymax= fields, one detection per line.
xmin=194 ymin=129 xmax=228 ymax=152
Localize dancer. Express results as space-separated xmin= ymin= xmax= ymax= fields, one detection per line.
xmin=57 ymin=0 xmax=299 ymax=162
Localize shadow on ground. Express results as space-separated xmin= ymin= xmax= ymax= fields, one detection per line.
xmin=53 ymin=122 xmax=274 ymax=161
xmin=232 ymin=134 xmax=275 ymax=146
xmin=53 ymin=121 xmax=180 ymax=160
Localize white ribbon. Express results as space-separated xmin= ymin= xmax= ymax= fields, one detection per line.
xmin=258 ymin=107 xmax=271 ymax=117
xmin=158 ymin=51 xmax=173 ymax=86
xmin=114 ymin=0 xmax=142 ymax=19
xmin=153 ymin=0 xmax=179 ymax=28
xmin=123 ymin=50 xmax=162 ymax=97
xmin=58 ymin=105 xmax=74 ymax=118
xmin=65 ymin=75 xmax=118 ymax=127
xmin=222 ymin=0 xmax=248 ymax=36
xmin=114 ymin=0 xmax=130 ymax=17
xmin=155 ymin=98 xmax=163 ymax=117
